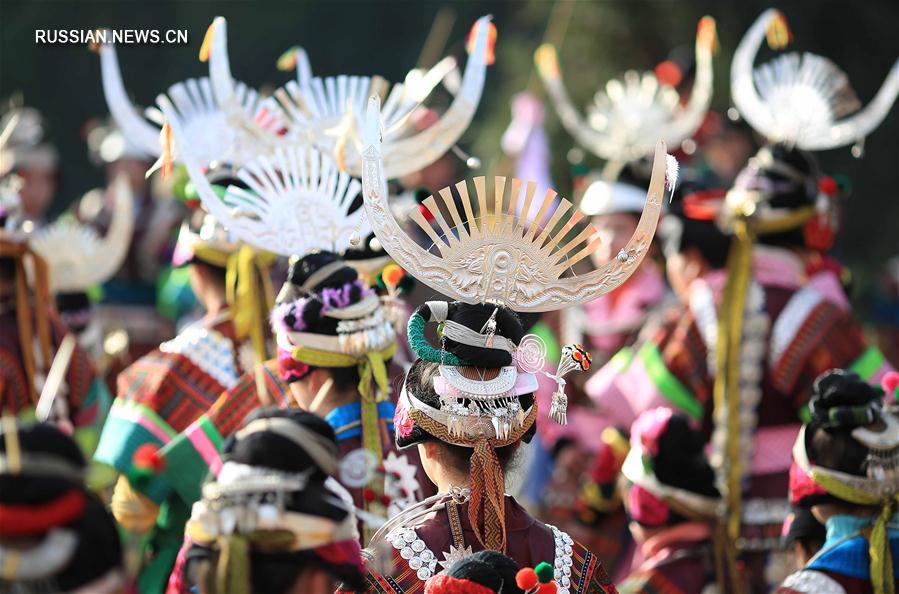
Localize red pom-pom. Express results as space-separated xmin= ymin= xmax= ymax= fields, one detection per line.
xmin=380 ymin=494 xmax=392 ymax=506
xmin=516 ymin=568 xmax=538 ymax=590
xmin=818 ymin=176 xmax=838 ymax=196
xmin=133 ymin=444 xmax=165 ymax=473
xmin=654 ymin=60 xmax=682 ymax=87
xmin=537 ymin=582 xmax=558 ymax=594
xmin=362 ymin=488 xmax=377 ymax=503
xmin=882 ymin=371 xmax=899 ymax=397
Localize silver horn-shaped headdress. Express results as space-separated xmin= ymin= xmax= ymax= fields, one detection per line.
xmin=207 ymin=15 xmax=492 ymax=179
xmin=731 ymin=9 xmax=899 ymax=151
xmin=167 ymin=85 xmax=368 ymax=259
xmin=535 ymin=16 xmax=716 ymax=176
xmin=99 ymin=34 xmax=276 ymax=169
xmin=29 ymin=174 xmax=134 ymax=294
xmin=361 ymin=95 xmax=675 ymax=312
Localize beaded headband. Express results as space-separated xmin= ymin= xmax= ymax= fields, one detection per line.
xmin=793 ymin=413 xmax=899 ymax=499
xmin=405 ymin=302 xmax=591 ymax=425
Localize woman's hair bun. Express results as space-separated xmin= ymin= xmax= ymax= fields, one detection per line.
xmin=443 ymin=303 xmax=525 ymax=368
xmin=809 ymin=369 xmax=884 ymax=430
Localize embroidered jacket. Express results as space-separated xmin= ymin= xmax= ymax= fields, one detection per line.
xmin=0 ymin=307 xmax=111 ymax=457
xmin=358 ymin=496 xmax=618 ymax=594
xmin=95 ymin=313 xmax=247 ymax=501
xmin=586 ymin=249 xmax=893 ymax=482
xmin=776 ymin=516 xmax=899 ymax=594
xmin=617 ymin=523 xmax=716 ymax=594
xmin=94 ymin=313 xmax=246 ymax=594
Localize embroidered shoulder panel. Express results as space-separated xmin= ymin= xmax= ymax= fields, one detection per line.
xmin=769 ymin=285 xmax=826 ymax=368
xmin=381 ymin=523 xmax=577 ymax=593
xmin=386 ymin=526 xmax=440 ymax=582
xmin=546 ymin=524 xmax=576 ymax=594
xmin=160 ymin=325 xmax=239 ymax=389
xmin=778 ymin=569 xmax=846 ymax=594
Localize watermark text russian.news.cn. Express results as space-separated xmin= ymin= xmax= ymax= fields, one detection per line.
xmin=35 ymin=29 xmax=189 ymax=45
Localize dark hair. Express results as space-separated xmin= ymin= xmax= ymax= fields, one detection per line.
xmin=187 ymin=407 xmax=364 ymax=593
xmin=55 ymin=492 xmax=123 ymax=591
xmin=739 ymin=144 xmax=820 ymax=249
xmin=398 ymin=303 xmax=536 ymax=462
xmin=193 ymin=258 xmax=228 ymax=283
xmin=224 ymin=407 xmax=339 ymax=493
xmin=653 ymin=414 xmax=719 ymax=499
xmin=784 ymin=506 xmax=826 ymax=549
xmin=662 ymin=185 xmax=733 ymax=269
xmin=806 ymin=370 xmax=883 ymax=477
xmin=186 ymin=544 xmax=352 ymax=594
xmin=284 ymin=251 xmax=358 ymax=293
xmin=441 ymin=549 xmax=524 ymax=594
xmin=441 ymin=302 xmax=526 ymax=367
xmin=0 ymin=421 xmax=86 ymax=506
xmin=275 ymin=251 xmax=383 ymax=391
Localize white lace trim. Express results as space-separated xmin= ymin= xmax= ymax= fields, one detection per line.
xmin=546 ymin=524 xmax=575 ymax=594
xmin=780 ymin=569 xmax=847 ymax=593
xmin=688 ymin=280 xmax=718 ymax=373
xmin=386 ymin=526 xmax=440 ymax=581
xmin=385 ymin=523 xmax=576 ymax=591
xmin=769 ymin=285 xmax=825 ymax=369
xmin=160 ymin=324 xmax=240 ymax=389
xmin=710 ymin=281 xmax=769 ymax=480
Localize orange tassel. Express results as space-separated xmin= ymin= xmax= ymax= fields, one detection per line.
xmin=161 ymin=122 xmax=173 ymax=179
xmin=766 ymin=11 xmax=793 ymax=50
xmin=534 ymin=45 xmax=560 ymax=79
xmin=467 ymin=21 xmax=497 ymax=66
xmin=199 ymin=22 xmax=214 ymax=62
xmin=276 ymin=47 xmax=299 ymax=72
xmin=697 ymin=16 xmax=719 ymax=54
xmin=88 ymin=29 xmax=103 ymax=54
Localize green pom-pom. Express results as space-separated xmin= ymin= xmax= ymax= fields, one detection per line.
xmin=534 ymin=562 xmax=554 ymax=583
xmin=833 ymin=173 xmax=852 ymax=196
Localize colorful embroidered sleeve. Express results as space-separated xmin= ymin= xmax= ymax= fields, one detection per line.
xmin=72 ymin=377 xmax=112 ymax=457
xmin=159 ymin=361 xmax=291 ymax=506
xmin=572 ymin=541 xmax=618 ymax=594
xmin=598 ymin=311 xmax=708 ymax=424
xmin=94 ymin=344 xmax=234 ymax=503
xmin=770 ymin=301 xmax=893 ymax=409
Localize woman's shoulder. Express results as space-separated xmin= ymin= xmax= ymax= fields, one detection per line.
xmin=541 ymin=521 xmax=618 ymax=594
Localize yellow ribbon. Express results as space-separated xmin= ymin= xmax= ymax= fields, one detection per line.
xmin=712 ymin=219 xmax=753 ymax=594
xmin=217 ymin=534 xmax=249 ymax=594
xmin=291 ymin=342 xmax=397 ymax=480
xmin=193 ymin=244 xmax=276 ymax=363
xmin=812 ymin=471 xmax=898 ymax=594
